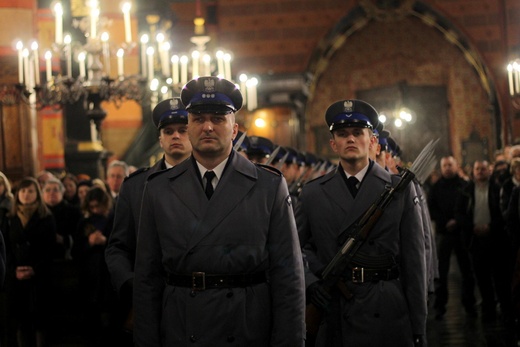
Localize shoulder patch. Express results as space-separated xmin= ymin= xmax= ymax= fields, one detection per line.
xmin=256 ymin=163 xmax=282 ymax=176
xmin=123 ymin=167 xmax=150 ymax=182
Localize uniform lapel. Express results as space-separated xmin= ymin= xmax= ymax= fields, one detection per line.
xmin=187 ymin=153 xmax=258 ymax=248
xmin=322 ymin=163 xmax=392 ymax=235
xmin=166 ymin=157 xmax=206 ymax=220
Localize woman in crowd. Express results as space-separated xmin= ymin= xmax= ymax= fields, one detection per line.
xmin=1 ymin=177 xmax=56 ymax=347
xmin=72 ymin=186 xmax=115 ymax=346
xmin=61 ymin=173 xmax=80 ymax=208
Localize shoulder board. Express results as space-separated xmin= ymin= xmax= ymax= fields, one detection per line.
xmin=256 ymin=164 xmax=282 ymax=176
xmin=146 ymin=168 xmax=171 ymax=181
xmin=123 ymin=167 xmax=150 ymax=182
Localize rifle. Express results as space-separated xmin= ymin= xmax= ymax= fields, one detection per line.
xmin=305 ymin=139 xmax=438 ymax=343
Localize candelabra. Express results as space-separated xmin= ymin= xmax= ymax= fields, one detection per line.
xmin=2 ymin=1 xmax=259 ymax=116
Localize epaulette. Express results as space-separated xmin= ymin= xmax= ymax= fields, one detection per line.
xmin=123 ymin=167 xmax=150 ymax=182
xmin=256 ymin=163 xmax=282 ymax=176
xmin=146 ymin=167 xmax=171 ymax=181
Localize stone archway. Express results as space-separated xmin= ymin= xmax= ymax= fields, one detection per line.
xmin=305 ymin=1 xmax=500 ymax=163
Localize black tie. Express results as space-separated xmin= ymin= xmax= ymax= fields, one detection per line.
xmin=204 ymin=171 xmax=216 ymax=199
xmin=347 ymin=176 xmax=359 ymax=198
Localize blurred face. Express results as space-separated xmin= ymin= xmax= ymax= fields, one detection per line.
xmin=188 ymin=112 xmax=238 ymax=159
xmin=440 ymin=156 xmax=458 ymax=179
xmin=88 ymin=199 xmax=108 ymax=216
xmin=18 ymin=184 xmax=38 ymax=205
xmin=473 ymin=161 xmax=490 ymax=183
xmin=77 ymin=185 xmax=90 ymax=203
xmin=330 ymin=127 xmax=375 ymax=167
xmin=106 ymin=166 xmax=126 ymax=194
xmin=43 ymin=182 xmax=63 ymax=206
xmin=62 ymin=178 xmax=77 ymax=198
xmin=159 ymin=123 xmax=192 ymax=164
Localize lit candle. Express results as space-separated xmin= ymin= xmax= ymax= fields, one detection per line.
xmin=239 ymin=74 xmax=248 ymax=106
xmin=192 ymin=50 xmax=200 ymax=78
xmin=161 ymin=42 xmax=170 ymax=76
xmin=54 ymin=2 xmax=63 ymax=44
xmin=90 ymin=2 xmax=99 ymax=39
xmin=64 ymin=34 xmax=72 ymax=77
xmin=508 ymin=64 xmax=514 ymax=96
xmin=171 ymin=55 xmax=179 ymax=84
xmin=117 ymin=48 xmax=125 ymax=77
xmin=203 ymin=54 xmax=211 ymax=76
xmin=180 ymin=55 xmax=188 ymax=84
xmin=515 ymin=62 xmax=520 ymax=94
xmin=78 ymin=51 xmax=87 ymax=78
xmin=22 ymin=48 xmax=30 ymax=86
xmin=216 ymin=50 xmax=224 ymax=77
xmin=246 ymin=77 xmax=258 ymax=111
xmin=101 ymin=32 xmax=110 ymax=77
xmin=31 ymin=41 xmax=40 ymax=85
xmin=147 ymin=46 xmax=155 ymax=82
xmin=140 ymin=34 xmax=149 ymax=77
xmin=16 ymin=41 xmax=23 ymax=84
xmin=223 ymin=53 xmax=232 ymax=80
xmin=45 ymin=51 xmax=52 ymax=83
xmin=121 ymin=2 xmax=132 ymax=43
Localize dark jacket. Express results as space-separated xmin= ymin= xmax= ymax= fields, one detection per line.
xmin=428 ymin=175 xmax=468 ymax=234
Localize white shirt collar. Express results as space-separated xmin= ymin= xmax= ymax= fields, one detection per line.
xmin=196 ymin=158 xmax=229 ymax=183
xmin=343 ymin=163 xmax=370 ymax=183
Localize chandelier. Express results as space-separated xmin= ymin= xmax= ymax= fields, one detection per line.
xmin=1 ymin=0 xmax=259 ymax=112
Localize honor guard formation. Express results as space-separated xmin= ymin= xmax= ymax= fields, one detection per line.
xmin=1 ymin=76 xmax=519 ymax=347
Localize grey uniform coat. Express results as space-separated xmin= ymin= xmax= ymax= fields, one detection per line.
xmin=296 ymin=162 xmax=427 ymax=347
xmin=106 ymin=158 xmax=167 ymax=295
xmin=134 ymin=152 xmax=305 ymax=347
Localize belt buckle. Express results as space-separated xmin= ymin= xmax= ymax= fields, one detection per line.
xmin=352 ymin=267 xmax=364 ymax=283
xmin=192 ymin=272 xmax=206 ymax=291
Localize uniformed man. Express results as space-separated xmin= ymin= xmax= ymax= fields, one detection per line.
xmin=296 ymin=99 xmax=427 ymax=346
xmin=246 ymin=135 xmax=275 ymax=164
xmin=133 ymin=77 xmax=305 ymax=346
xmin=105 ymin=97 xmax=192 ymax=336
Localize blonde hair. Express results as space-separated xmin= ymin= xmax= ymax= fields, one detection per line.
xmin=0 ymin=171 xmax=14 ymax=201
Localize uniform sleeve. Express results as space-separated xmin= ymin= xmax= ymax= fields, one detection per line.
xmin=268 ymin=177 xmax=305 ymax=347
xmin=399 ymin=182 xmax=428 ymax=336
xmin=133 ymin=182 xmax=164 ymax=347
xmin=294 ymin=188 xmax=321 ymax=287
xmin=106 ymin=180 xmax=137 ymax=294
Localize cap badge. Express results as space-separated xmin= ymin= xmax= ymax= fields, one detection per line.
xmin=343 ymin=100 xmax=353 ymax=112
xmin=203 ymin=78 xmax=216 ymax=92
xmin=169 ymin=98 xmax=180 ymax=110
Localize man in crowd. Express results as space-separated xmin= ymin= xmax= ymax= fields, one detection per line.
xmin=105 ymin=160 xmax=129 ymax=202
xmin=428 ymin=156 xmax=476 ymax=319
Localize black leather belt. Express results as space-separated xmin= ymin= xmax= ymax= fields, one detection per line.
xmin=166 ymin=272 xmax=266 ymax=291
xmin=347 ymin=267 xmax=399 ymax=283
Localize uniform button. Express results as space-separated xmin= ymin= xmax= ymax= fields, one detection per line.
xmin=190 ymin=291 xmax=196 ymax=297
xmin=227 ymin=335 xmax=235 ymax=342
xmin=190 ymin=335 xmax=197 ymax=342
xmin=226 ymin=291 xmax=234 ymax=298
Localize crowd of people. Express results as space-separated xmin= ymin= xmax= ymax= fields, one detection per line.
xmin=0 ymin=76 xmax=519 ymax=346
